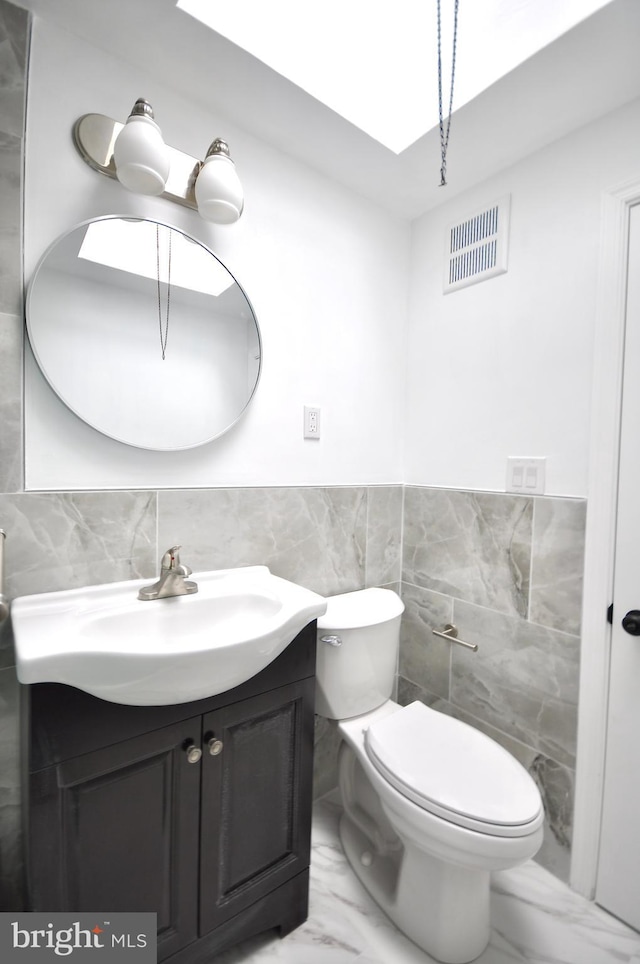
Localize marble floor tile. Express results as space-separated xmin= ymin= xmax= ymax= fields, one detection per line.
xmin=213 ymin=797 xmax=640 ymax=964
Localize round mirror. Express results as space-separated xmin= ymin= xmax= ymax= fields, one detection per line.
xmin=26 ymin=216 xmax=261 ymax=450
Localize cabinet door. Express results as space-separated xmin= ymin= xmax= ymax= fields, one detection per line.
xmin=199 ymin=678 xmax=315 ymax=934
xmin=29 ymin=718 xmax=202 ymax=961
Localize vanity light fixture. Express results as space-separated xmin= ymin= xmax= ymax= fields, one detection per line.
xmin=73 ymin=99 xmax=244 ymax=224
xmin=113 ymin=98 xmax=170 ymax=196
xmin=195 ymin=139 xmax=244 ymax=224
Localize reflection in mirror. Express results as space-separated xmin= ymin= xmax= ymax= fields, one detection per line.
xmin=27 ymin=217 xmax=261 ymax=450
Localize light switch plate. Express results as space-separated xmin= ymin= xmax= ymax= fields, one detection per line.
xmin=506 ymin=457 xmax=546 ymax=494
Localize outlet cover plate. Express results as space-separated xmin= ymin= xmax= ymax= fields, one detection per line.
xmin=304 ymin=406 xmax=321 ymax=440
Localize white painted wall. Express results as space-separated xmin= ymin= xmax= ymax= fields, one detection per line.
xmin=405 ymin=96 xmax=640 ymax=498
xmin=25 ymin=16 xmax=640 ymax=499
xmin=24 ymin=17 xmax=409 ymax=489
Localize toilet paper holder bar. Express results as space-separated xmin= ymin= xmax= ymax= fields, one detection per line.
xmin=432 ymin=624 xmax=478 ymax=652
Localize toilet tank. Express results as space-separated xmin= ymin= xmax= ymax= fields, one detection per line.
xmin=315 ymin=588 xmax=404 ymax=720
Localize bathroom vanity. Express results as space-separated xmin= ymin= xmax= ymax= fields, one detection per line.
xmin=22 ymin=621 xmax=316 ymax=962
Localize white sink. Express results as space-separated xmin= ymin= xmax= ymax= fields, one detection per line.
xmin=12 ymin=566 xmax=326 ymax=705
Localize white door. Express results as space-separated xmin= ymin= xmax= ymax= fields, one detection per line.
xmin=596 ymin=202 xmax=640 ymax=931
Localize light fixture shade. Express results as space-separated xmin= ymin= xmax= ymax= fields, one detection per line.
xmin=195 ymin=139 xmax=244 ymax=224
xmin=113 ymin=99 xmax=170 ymax=196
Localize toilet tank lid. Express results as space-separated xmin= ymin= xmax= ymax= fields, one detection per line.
xmin=317 ymin=587 xmax=404 ymax=630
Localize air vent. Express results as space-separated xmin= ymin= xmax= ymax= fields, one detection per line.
xmin=444 ymin=195 xmax=510 ymax=293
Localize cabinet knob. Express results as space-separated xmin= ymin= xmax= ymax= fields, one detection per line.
xmin=208 ymin=737 xmax=224 ymax=756
xmin=185 ymin=743 xmax=202 ymax=764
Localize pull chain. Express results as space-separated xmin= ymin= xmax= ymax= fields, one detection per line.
xmin=437 ymin=0 xmax=459 ymax=187
xmin=156 ymin=225 xmax=172 ymax=360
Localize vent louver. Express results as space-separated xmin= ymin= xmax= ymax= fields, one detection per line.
xmin=444 ymin=195 xmax=510 ymax=293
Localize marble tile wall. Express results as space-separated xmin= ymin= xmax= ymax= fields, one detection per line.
xmin=0 ymin=0 xmax=27 ymax=911
xmin=399 ymin=487 xmax=586 ymax=882
xmin=0 ymin=0 xmax=25 ymax=495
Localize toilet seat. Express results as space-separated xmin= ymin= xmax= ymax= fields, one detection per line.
xmin=364 ymin=702 xmax=543 ymax=838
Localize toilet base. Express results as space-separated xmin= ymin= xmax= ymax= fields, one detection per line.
xmin=339 ymin=812 xmax=491 ymax=964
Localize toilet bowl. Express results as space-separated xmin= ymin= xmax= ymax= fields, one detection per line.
xmin=316 ymin=588 xmax=544 ymax=964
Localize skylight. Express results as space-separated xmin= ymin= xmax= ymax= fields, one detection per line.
xmin=177 ymin=0 xmax=613 ymax=154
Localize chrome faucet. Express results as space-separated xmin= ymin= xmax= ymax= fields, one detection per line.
xmin=138 ymin=545 xmax=198 ymax=601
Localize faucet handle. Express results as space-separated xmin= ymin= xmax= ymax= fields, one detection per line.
xmin=160 ymin=545 xmax=192 ymax=577
xmin=161 ymin=545 xmax=182 ymax=571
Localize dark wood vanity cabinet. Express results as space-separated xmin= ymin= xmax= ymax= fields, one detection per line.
xmin=23 ymin=622 xmax=317 ymax=963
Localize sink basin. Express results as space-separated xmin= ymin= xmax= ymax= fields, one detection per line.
xmin=12 ymin=566 xmax=327 ymax=705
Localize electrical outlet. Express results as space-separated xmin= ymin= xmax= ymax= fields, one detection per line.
xmin=506 ymin=457 xmax=546 ymax=494
xmin=304 ymin=406 xmax=321 ymax=439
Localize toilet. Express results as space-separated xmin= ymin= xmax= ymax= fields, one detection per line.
xmin=316 ymin=588 xmax=544 ymax=964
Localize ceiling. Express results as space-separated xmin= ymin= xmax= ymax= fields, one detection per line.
xmin=15 ymin=0 xmax=640 ymax=219
xmin=176 ymin=0 xmax=612 ymax=154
